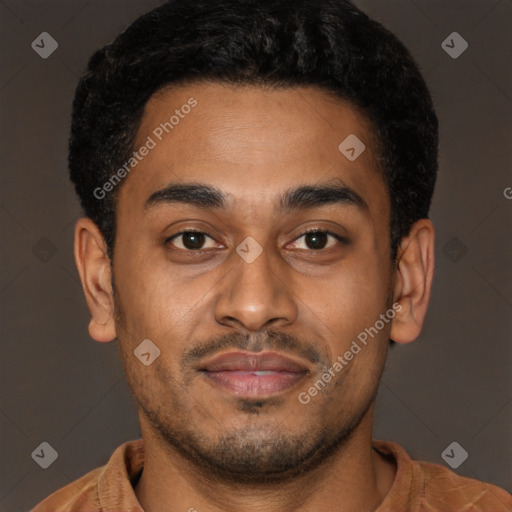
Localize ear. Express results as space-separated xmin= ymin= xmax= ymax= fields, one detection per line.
xmin=73 ymin=218 xmax=116 ymax=343
xmin=390 ymin=219 xmax=435 ymax=344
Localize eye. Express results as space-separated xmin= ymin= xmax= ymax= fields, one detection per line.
xmin=166 ymin=230 xmax=221 ymax=251
xmin=165 ymin=228 xmax=347 ymax=253
xmin=288 ymin=229 xmax=346 ymax=251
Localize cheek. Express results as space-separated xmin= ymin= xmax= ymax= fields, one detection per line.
xmin=310 ymin=251 xmax=391 ymax=351
xmin=113 ymin=251 xmax=215 ymax=352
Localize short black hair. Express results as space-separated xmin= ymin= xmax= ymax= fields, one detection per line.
xmin=69 ymin=0 xmax=438 ymax=262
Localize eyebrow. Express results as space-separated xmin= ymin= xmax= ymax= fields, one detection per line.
xmin=144 ymin=179 xmax=369 ymax=214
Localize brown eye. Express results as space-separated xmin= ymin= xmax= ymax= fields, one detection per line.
xmin=288 ymin=229 xmax=346 ymax=251
xmin=167 ymin=231 xmax=219 ymax=251
xmin=304 ymin=231 xmax=329 ymax=249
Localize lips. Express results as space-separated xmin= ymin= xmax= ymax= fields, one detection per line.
xmin=199 ymin=351 xmax=309 ymax=397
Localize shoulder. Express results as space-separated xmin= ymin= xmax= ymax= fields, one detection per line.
xmin=30 ymin=439 xmax=144 ymax=512
xmin=416 ymin=459 xmax=512 ymax=511
xmin=30 ymin=466 xmax=103 ymax=512
xmin=373 ymin=440 xmax=512 ymax=511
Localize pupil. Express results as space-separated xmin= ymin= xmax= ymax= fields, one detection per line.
xmin=306 ymin=232 xmax=327 ymax=249
xmin=183 ymin=232 xmax=204 ymax=250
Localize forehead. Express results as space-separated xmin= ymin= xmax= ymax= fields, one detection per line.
xmin=118 ymin=81 xmax=388 ymax=219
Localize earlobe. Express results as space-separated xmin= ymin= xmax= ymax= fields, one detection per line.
xmin=73 ymin=218 xmax=117 ymax=343
xmin=390 ymin=219 xmax=435 ymax=344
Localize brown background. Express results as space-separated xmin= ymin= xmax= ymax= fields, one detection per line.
xmin=0 ymin=0 xmax=511 ymax=510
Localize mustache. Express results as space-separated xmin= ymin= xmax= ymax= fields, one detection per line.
xmin=181 ymin=330 xmax=328 ymax=368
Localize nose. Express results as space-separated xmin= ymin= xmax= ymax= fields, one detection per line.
xmin=213 ymin=240 xmax=298 ymax=332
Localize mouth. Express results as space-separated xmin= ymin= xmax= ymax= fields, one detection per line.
xmin=198 ymin=351 xmax=310 ymax=398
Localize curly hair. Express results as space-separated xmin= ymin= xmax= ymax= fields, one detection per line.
xmin=69 ymin=0 xmax=438 ymax=263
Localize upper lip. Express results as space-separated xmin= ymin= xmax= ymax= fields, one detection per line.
xmin=199 ymin=351 xmax=310 ymax=373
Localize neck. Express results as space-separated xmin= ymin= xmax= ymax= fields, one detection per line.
xmin=134 ymin=407 xmax=396 ymax=512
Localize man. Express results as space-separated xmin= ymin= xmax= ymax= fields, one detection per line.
xmin=32 ymin=0 xmax=512 ymax=510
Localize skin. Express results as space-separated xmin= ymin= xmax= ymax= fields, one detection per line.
xmin=74 ymin=82 xmax=435 ymax=512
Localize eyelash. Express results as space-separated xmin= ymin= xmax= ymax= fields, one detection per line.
xmin=165 ymin=228 xmax=348 ymax=252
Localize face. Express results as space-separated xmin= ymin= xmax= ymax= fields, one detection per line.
xmin=110 ymin=82 xmax=395 ymax=481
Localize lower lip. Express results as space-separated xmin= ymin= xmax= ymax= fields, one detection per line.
xmin=202 ymin=370 xmax=306 ymax=397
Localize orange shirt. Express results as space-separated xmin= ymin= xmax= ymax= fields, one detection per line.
xmin=31 ymin=438 xmax=512 ymax=511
